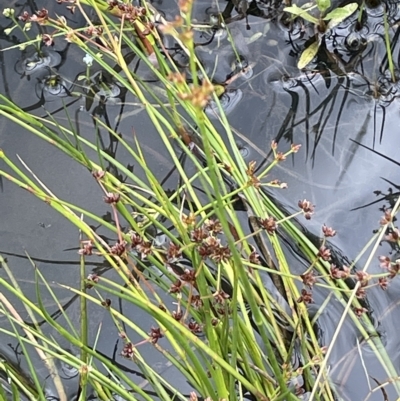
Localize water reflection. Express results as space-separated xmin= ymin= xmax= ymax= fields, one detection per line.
xmin=3 ymin=0 xmax=400 ymax=399
xmin=15 ymin=48 xmax=62 ymax=77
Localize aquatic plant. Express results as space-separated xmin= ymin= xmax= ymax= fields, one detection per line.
xmin=284 ymin=0 xmax=358 ymax=69
xmin=1 ymin=1 xmax=400 ymax=400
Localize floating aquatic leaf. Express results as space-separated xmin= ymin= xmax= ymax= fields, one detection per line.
xmin=245 ymin=32 xmax=263 ymax=44
xmin=298 ymin=40 xmax=320 ymax=70
xmin=214 ymin=84 xmax=225 ymax=97
xmin=15 ymin=49 xmax=62 ymax=76
xmin=205 ymin=89 xmax=243 ymax=118
xmin=284 ymin=5 xmax=319 ymax=24
xmin=326 ymin=3 xmax=358 ymax=29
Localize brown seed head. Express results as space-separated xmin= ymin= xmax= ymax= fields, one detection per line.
xmin=354 ymin=307 xmax=368 ymax=318
xmin=300 ymin=271 xmax=317 ymax=287
xmin=249 ymin=248 xmax=261 ymax=265
xmin=356 ymin=287 xmax=366 ymax=299
xmin=149 ymin=327 xmax=163 ymax=344
xmin=29 ymin=8 xmax=49 ymax=24
xmin=79 ymin=240 xmax=93 ymax=256
xmin=297 ymin=289 xmax=313 ymax=304
xmin=379 ymin=255 xmax=391 ymax=269
xmin=355 ymin=271 xmax=369 ymax=287
xmin=380 ymin=209 xmax=392 ymax=225
xmin=330 ymin=264 xmax=350 ymax=279
xmin=322 ymin=224 xmax=336 ymax=237
xmin=110 ymin=240 xmax=127 ymax=256
xmin=42 ymin=34 xmax=53 ymax=46
xmin=385 ymin=228 xmax=400 ymax=242
xmin=103 ymin=192 xmax=120 ymax=204
xmin=188 ymin=319 xmax=202 ymax=334
xmin=180 ymin=269 xmax=196 ymax=284
xmin=389 ymin=262 xmax=400 ymax=278
xmin=378 ymin=277 xmax=389 ymax=290
xmin=167 ymin=242 xmax=182 ymax=262
xmin=190 ymin=226 xmax=209 ymax=243
xmin=291 ymin=144 xmax=302 ymax=153
xmin=259 ymin=216 xmax=278 ymax=235
xmin=121 ymin=342 xmax=135 ymax=359
xmin=318 ymin=246 xmax=331 ymax=261
xmin=169 ymin=279 xmax=183 ymax=294
xmin=210 ymin=245 xmax=231 ymax=263
xmin=204 ymin=219 xmax=222 ymax=234
xmin=18 ymin=11 xmax=31 ymax=22
xmin=298 ymin=199 xmax=315 ymax=214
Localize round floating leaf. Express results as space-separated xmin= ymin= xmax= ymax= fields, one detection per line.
xmin=326 ymin=3 xmax=358 ymax=29
xmin=298 ymin=40 xmax=320 ymax=70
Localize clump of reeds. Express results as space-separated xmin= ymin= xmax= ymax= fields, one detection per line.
xmin=1 ymin=1 xmax=400 ymax=400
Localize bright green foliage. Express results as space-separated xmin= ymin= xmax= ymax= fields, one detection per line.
xmin=284 ymin=2 xmax=358 ymax=69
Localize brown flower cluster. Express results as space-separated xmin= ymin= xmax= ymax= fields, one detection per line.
xmin=187 ymin=219 xmax=232 ymax=263
xmin=79 ymin=240 xmax=93 ymax=256
xmin=317 ymin=246 xmax=331 ymax=261
xmin=178 ymin=81 xmax=215 ymax=109
xmin=131 ymin=232 xmax=152 ymax=260
xmin=246 ymin=160 xmax=260 ymax=188
xmin=197 ymin=235 xmax=231 ymax=263
xmin=301 ymin=271 xmax=316 ymax=287
xmin=385 ymin=228 xmax=400 ymax=243
xmin=188 ymin=319 xmax=202 ymax=334
xmin=19 ymin=8 xmax=49 ymax=25
xmin=298 ymin=199 xmax=315 ymax=220
xmin=297 ymin=289 xmax=313 ymax=304
xmin=322 ymin=225 xmax=336 ymax=237
xmin=249 ymin=246 xmax=261 ymax=266
xmin=380 ymin=209 xmax=393 ymax=225
xmin=379 ymin=255 xmax=400 ymax=279
xmin=107 ymin=1 xmax=147 ymax=22
xmin=148 ymin=327 xmax=163 ymax=344
xmin=85 ymin=273 xmax=99 ymax=289
xmin=259 ymin=216 xmax=277 ymax=235
xmin=121 ymin=342 xmax=135 ymax=359
xmin=103 ymin=192 xmax=120 ymax=204
xmin=167 ymin=242 xmax=182 ymax=262
xmin=110 ymin=240 xmax=127 ymax=256
xmin=330 ymin=264 xmax=350 ymax=279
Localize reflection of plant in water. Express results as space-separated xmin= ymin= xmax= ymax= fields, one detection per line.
xmin=261 ymin=62 xmax=400 ymax=164
xmin=35 ymin=74 xmax=71 ymax=99
xmin=350 ymin=140 xmax=400 ymax=212
xmin=264 ymin=69 xmax=351 ymax=161
xmin=14 ymin=48 xmax=62 ymax=77
xmin=217 ymin=0 xmax=283 ymax=28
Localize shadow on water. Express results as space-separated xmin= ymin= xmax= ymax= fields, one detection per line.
xmin=3 ymin=0 xmax=400 ymax=399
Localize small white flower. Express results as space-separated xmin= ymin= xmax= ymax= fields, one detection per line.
xmin=2 ymin=8 xmax=15 ymax=18
xmin=83 ymin=53 xmax=93 ymax=67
